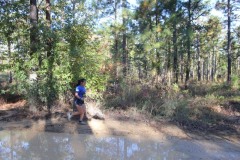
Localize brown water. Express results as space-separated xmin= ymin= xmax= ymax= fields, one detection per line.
xmin=0 ymin=130 xmax=239 ymax=160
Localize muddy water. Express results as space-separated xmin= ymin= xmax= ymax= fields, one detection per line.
xmin=0 ymin=130 xmax=239 ymax=160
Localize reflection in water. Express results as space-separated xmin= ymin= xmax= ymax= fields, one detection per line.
xmin=0 ymin=130 xmax=239 ymax=160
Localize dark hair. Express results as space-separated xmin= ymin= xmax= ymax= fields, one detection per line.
xmin=77 ymin=78 xmax=86 ymax=86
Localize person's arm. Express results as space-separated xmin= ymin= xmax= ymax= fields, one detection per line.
xmin=75 ymin=92 xmax=83 ymax=100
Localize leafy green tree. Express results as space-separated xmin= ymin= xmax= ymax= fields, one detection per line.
xmin=0 ymin=0 xmax=27 ymax=82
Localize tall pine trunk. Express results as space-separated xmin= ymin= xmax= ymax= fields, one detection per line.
xmin=197 ymin=33 xmax=201 ymax=81
xmin=46 ymin=0 xmax=54 ymax=112
xmin=155 ymin=6 xmax=161 ymax=78
xmin=227 ymin=0 xmax=232 ymax=83
xmin=185 ymin=0 xmax=191 ymax=88
xmin=207 ymin=52 xmax=210 ymax=81
xmin=173 ymin=18 xmax=178 ymax=83
xmin=180 ymin=44 xmax=184 ymax=82
xmin=7 ymin=38 xmax=12 ymax=83
xmin=202 ymin=60 xmax=205 ymax=81
xmin=114 ymin=0 xmax=119 ymax=78
xmin=214 ymin=50 xmax=218 ymax=81
xmin=167 ymin=41 xmax=171 ymax=85
xmin=211 ymin=46 xmax=215 ymax=81
xmin=30 ymin=0 xmax=38 ymax=55
xmin=122 ymin=0 xmax=127 ymax=77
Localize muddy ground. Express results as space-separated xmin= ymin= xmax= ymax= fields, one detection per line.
xmin=0 ymin=94 xmax=239 ymax=144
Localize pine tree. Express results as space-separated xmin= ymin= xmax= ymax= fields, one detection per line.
xmin=216 ymin=0 xmax=240 ymax=83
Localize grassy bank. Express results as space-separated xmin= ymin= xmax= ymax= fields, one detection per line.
xmin=103 ymin=80 xmax=240 ymax=135
xmin=1 ymin=70 xmax=239 ymax=136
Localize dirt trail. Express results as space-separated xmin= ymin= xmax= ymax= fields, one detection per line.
xmin=0 ymin=98 xmax=239 ymax=144
xmin=0 ymin=109 xmax=186 ymax=140
xmin=1 ymin=109 xmax=240 ymax=160
xmin=0 ymin=107 xmax=239 ymax=145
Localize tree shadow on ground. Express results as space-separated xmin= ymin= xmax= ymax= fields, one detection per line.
xmin=0 ymin=108 xmax=95 ymax=135
xmin=0 ymin=97 xmax=93 ymax=135
xmin=172 ymin=104 xmax=240 ymax=139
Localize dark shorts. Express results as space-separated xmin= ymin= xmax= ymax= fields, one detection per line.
xmin=74 ymin=99 xmax=84 ymax=106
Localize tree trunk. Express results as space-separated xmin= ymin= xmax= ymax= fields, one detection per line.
xmin=237 ymin=57 xmax=240 ymax=76
xmin=46 ymin=0 xmax=53 ymax=113
xmin=185 ymin=0 xmax=191 ymax=88
xmin=122 ymin=0 xmax=127 ymax=77
xmin=30 ymin=0 xmax=38 ymax=55
xmin=155 ymin=7 xmax=161 ymax=77
xmin=173 ymin=18 xmax=178 ymax=83
xmin=191 ymin=52 xmax=195 ymax=80
xmin=114 ymin=0 xmax=119 ymax=77
xmin=197 ymin=33 xmax=201 ymax=81
xmin=202 ymin=60 xmax=204 ymax=81
xmin=214 ymin=50 xmax=218 ymax=81
xmin=180 ymin=45 xmax=184 ymax=83
xmin=144 ymin=55 xmax=148 ymax=78
xmin=138 ymin=63 xmax=142 ymax=81
xmin=207 ymin=52 xmax=210 ymax=81
xmin=7 ymin=38 xmax=12 ymax=83
xmin=72 ymin=0 xmax=76 ymax=23
xmin=211 ymin=46 xmax=215 ymax=81
xmin=227 ymin=0 xmax=232 ymax=83
xmin=46 ymin=0 xmax=52 ymax=58
xmin=167 ymin=41 xmax=171 ymax=85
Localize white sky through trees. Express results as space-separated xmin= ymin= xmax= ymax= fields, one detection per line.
xmin=126 ymin=0 xmax=240 ymax=27
xmin=98 ymin=0 xmax=224 ymax=26
xmin=127 ymin=0 xmax=222 ymax=17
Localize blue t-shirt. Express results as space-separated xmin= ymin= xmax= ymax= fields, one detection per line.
xmin=76 ymin=85 xmax=86 ymax=98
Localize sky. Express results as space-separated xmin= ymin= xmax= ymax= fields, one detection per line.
xmin=127 ymin=0 xmax=223 ymax=17
xmin=99 ymin=0 xmax=240 ymax=27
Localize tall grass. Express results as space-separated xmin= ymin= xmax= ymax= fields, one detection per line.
xmin=103 ymin=80 xmax=189 ymax=118
xmin=103 ymin=80 xmax=240 ymax=133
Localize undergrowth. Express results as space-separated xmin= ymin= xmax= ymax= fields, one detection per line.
xmin=103 ymin=79 xmax=240 ymax=134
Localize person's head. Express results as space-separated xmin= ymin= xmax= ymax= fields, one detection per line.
xmin=78 ymin=78 xmax=86 ymax=86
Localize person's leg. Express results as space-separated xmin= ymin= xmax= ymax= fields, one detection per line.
xmin=77 ymin=104 xmax=86 ymax=125
xmin=67 ymin=110 xmax=79 ymax=121
xmin=82 ymin=104 xmax=86 ymax=116
xmin=82 ymin=104 xmax=90 ymax=120
xmin=72 ymin=111 xmax=80 ymax=116
xmin=67 ymin=101 xmax=80 ymax=121
xmin=77 ymin=106 xmax=84 ymax=121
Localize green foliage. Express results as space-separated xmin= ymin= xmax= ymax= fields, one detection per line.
xmin=204 ymin=94 xmax=222 ymax=104
xmin=0 ymin=0 xmax=239 ymax=114
xmin=231 ymin=75 xmax=239 ymax=89
xmin=172 ymin=83 xmax=180 ymax=93
xmin=0 ymin=0 xmax=110 ymax=109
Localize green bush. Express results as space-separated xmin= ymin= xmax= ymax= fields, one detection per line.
xmin=231 ymin=75 xmax=239 ymax=89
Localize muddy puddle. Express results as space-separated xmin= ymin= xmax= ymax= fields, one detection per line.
xmin=0 ymin=130 xmax=240 ymax=160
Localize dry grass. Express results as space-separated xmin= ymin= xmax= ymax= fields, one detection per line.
xmin=103 ymin=80 xmax=240 ymax=136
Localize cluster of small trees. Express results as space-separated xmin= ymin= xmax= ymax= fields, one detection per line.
xmin=0 ymin=0 xmax=239 ymax=108
xmin=0 ymin=0 xmax=109 ymax=108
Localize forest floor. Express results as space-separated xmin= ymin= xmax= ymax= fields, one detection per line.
xmin=0 ymin=93 xmax=239 ymax=144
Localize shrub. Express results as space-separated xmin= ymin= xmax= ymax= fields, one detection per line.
xmin=231 ymin=75 xmax=239 ymax=89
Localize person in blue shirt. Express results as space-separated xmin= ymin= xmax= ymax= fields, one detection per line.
xmin=67 ymin=79 xmax=87 ymax=125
